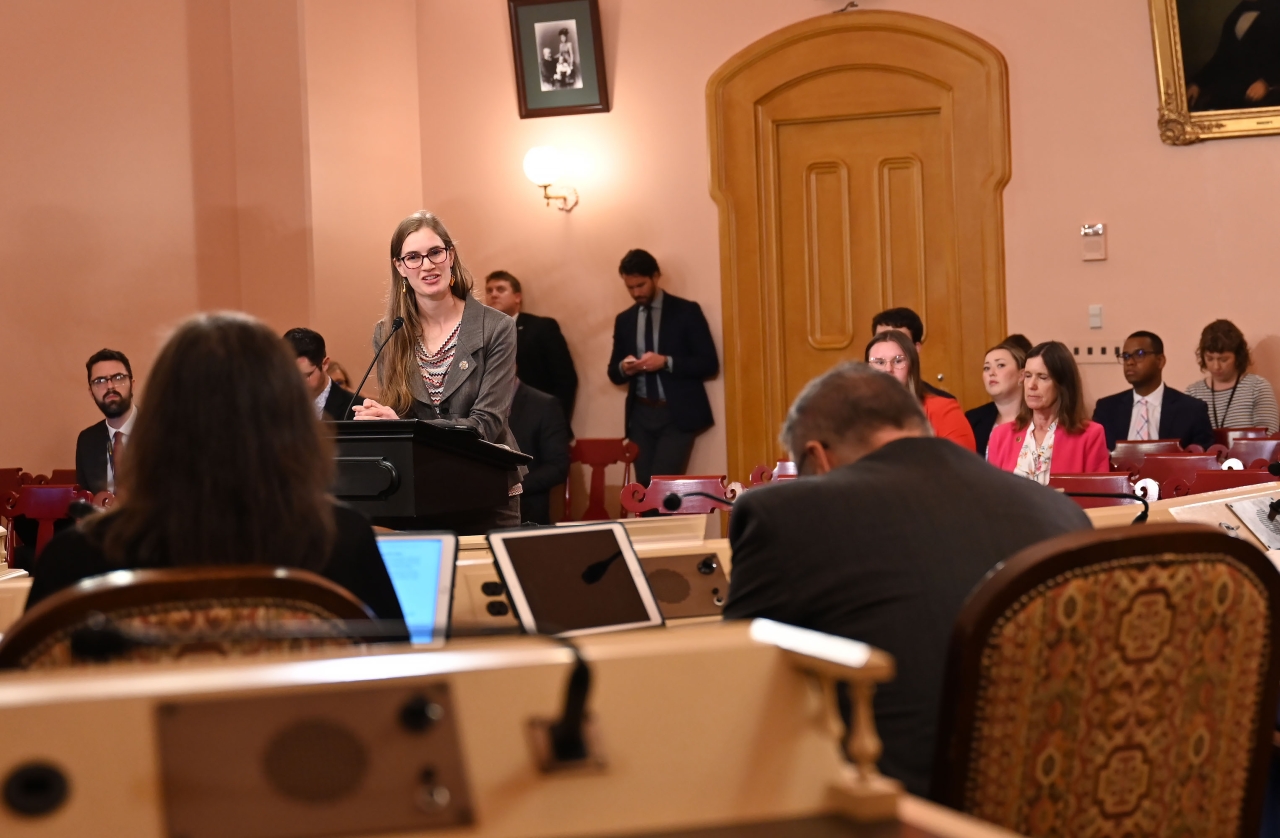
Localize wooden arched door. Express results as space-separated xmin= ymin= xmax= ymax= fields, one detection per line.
xmin=707 ymin=11 xmax=1010 ymax=477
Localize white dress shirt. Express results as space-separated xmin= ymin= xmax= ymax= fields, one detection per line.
xmin=313 ymin=377 xmax=333 ymax=420
xmin=1128 ymin=383 xmax=1164 ymax=441
xmin=106 ymin=405 xmax=138 ymax=491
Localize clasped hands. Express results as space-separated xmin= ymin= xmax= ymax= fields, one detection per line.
xmin=1187 ymin=79 xmax=1271 ymax=107
xmin=621 ymin=352 xmax=667 ymax=376
xmin=352 ymin=399 xmax=399 ymax=420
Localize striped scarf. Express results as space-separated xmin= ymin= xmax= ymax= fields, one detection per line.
xmin=416 ymin=322 xmax=462 ymax=404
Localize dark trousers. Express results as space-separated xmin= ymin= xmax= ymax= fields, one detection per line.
xmin=630 ymin=402 xmax=697 ymax=486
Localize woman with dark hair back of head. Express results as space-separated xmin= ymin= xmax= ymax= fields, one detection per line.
xmin=986 ymin=341 xmax=1109 ymax=482
xmin=1185 ymin=319 xmax=1278 ymax=433
xmin=24 ymin=312 xmax=405 ymax=627
xmin=351 ymin=211 xmax=525 ymax=530
xmin=864 ymin=331 xmax=976 ymax=452
xmin=966 ymin=342 xmax=1027 ymax=458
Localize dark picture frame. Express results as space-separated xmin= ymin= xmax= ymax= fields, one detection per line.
xmin=508 ymin=0 xmax=610 ymax=119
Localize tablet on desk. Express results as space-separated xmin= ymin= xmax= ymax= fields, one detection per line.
xmin=487 ymin=523 xmax=663 ymax=637
xmin=375 ymin=532 xmax=457 ymax=647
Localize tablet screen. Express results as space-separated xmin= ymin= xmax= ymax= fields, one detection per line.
xmin=376 ymin=534 xmax=453 ymax=646
xmin=492 ymin=526 xmax=659 ymax=636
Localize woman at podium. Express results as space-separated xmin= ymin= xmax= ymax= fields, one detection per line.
xmin=352 ymin=211 xmax=523 ymax=526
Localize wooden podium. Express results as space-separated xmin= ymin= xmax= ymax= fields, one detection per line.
xmin=329 ymin=420 xmax=531 ymax=533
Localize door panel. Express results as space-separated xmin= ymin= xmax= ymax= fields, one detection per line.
xmin=708 ymin=12 xmax=1010 ymax=478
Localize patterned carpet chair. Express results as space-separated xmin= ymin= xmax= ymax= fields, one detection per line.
xmin=932 ymin=524 xmax=1280 ymax=838
xmin=0 ymin=566 xmax=376 ymax=669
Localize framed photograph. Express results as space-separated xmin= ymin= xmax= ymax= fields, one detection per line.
xmin=1150 ymin=0 xmax=1280 ymax=144
xmin=508 ymin=0 xmax=610 ymax=119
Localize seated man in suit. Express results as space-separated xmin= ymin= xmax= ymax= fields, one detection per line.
xmin=607 ymin=249 xmax=719 ymax=485
xmin=508 ymin=381 xmax=571 ymax=524
xmin=485 ymin=270 xmax=578 ymax=427
xmin=283 ymin=327 xmax=355 ymax=422
xmin=724 ymin=362 xmax=1090 ymax=797
xmin=75 ymin=348 xmax=138 ymax=494
xmin=871 ymin=307 xmax=954 ymax=400
xmin=1091 ymin=331 xmax=1214 ymax=451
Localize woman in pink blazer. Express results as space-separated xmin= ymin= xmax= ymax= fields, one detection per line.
xmin=988 ymin=341 xmax=1109 ymax=482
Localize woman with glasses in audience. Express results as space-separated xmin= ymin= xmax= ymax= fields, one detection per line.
xmin=26 ymin=313 xmax=404 ymax=627
xmin=987 ymin=341 xmax=1109 ymax=483
xmin=965 ymin=342 xmax=1027 ymax=458
xmin=351 ymin=211 xmax=524 ymax=528
xmin=864 ymin=331 xmax=976 ymax=451
xmin=1185 ymin=319 xmax=1279 ymax=434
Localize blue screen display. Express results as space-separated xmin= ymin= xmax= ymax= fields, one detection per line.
xmin=376 ymin=537 xmax=445 ymax=645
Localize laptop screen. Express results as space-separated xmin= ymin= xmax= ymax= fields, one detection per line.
xmin=488 ymin=524 xmax=662 ymax=637
xmin=375 ymin=533 xmax=456 ymax=646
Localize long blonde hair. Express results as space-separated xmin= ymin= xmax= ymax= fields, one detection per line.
xmin=378 ymin=211 xmax=476 ymax=414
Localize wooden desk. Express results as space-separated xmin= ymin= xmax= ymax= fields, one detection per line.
xmin=1086 ymin=481 xmax=1280 ymax=553
xmin=0 ymin=573 xmax=31 ymax=635
xmin=0 ymin=621 xmax=1022 ymax=838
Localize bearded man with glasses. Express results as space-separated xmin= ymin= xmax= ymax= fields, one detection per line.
xmin=75 ymin=348 xmax=137 ymax=493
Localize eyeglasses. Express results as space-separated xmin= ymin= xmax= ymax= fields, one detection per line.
xmin=1120 ymin=349 xmax=1157 ymax=362
xmin=90 ymin=373 xmax=130 ymax=389
xmin=868 ymin=356 xmax=909 ymax=370
xmin=396 ymin=246 xmax=450 ymax=269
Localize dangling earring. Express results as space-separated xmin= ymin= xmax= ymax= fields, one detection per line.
xmin=402 ymin=278 xmax=408 ymax=293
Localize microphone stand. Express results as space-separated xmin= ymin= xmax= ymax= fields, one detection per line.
xmin=344 ymin=316 xmax=404 ymax=419
xmin=1061 ymin=491 xmax=1150 ymax=525
xmin=662 ymin=492 xmax=736 ymax=512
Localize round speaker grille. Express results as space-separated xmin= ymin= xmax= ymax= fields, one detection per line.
xmin=647 ymin=568 xmax=692 ymax=604
xmin=263 ymin=719 xmax=368 ymax=803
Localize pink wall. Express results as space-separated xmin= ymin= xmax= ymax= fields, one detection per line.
xmin=3 ymin=0 xmax=1278 ymax=476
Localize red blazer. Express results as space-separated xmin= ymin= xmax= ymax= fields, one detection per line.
xmin=987 ymin=420 xmax=1110 ymax=474
xmin=924 ymin=394 xmax=977 ymax=452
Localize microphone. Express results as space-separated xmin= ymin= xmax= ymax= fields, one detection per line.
xmin=547 ymin=638 xmax=593 ymax=763
xmin=345 ymin=316 xmax=405 ymax=419
xmin=580 ymin=550 xmax=623 ymax=584
xmin=1061 ymin=491 xmax=1149 ymax=525
xmin=1269 ymin=462 xmax=1280 ymax=477
xmin=662 ymin=492 xmax=736 ymax=512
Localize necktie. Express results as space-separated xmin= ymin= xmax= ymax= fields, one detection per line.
xmin=643 ymin=305 xmax=659 ymax=400
xmin=1136 ymin=399 xmax=1150 ymax=441
xmin=111 ymin=432 xmax=127 ymax=475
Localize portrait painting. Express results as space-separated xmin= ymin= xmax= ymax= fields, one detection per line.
xmin=508 ymin=0 xmax=610 ymax=118
xmin=1150 ymin=0 xmax=1280 ymax=143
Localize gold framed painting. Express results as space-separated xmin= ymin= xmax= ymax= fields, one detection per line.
xmin=1150 ymin=0 xmax=1280 ymax=144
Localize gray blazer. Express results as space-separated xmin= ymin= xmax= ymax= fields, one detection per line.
xmin=373 ymin=296 xmax=525 ymax=483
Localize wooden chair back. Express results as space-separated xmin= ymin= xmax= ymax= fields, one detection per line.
xmin=1213 ymin=427 xmax=1270 ymax=449
xmin=933 ymin=524 xmax=1280 ymax=838
xmin=42 ymin=469 xmax=79 ymax=486
xmin=1179 ymin=469 xmax=1280 ymax=496
xmin=1226 ymin=438 xmax=1280 ymax=469
xmin=1135 ymin=453 xmax=1220 ymax=491
xmin=0 ymin=566 xmax=374 ymax=669
xmin=747 ymin=460 xmax=799 ymax=487
xmin=1047 ymin=473 xmax=1136 ymax=508
xmin=1111 ymin=439 xmax=1183 ymax=472
xmin=3 ymin=486 xmax=92 ymax=559
xmin=565 ymin=438 xmax=639 ymax=521
xmin=620 ymin=475 xmax=739 ymax=515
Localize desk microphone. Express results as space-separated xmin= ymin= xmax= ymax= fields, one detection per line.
xmin=1061 ymin=491 xmax=1149 ymax=525
xmin=345 ymin=317 xmax=404 ymax=419
xmin=662 ymin=492 xmax=736 ymax=512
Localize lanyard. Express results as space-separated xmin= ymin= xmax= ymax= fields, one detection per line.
xmin=1209 ymin=377 xmax=1241 ymax=429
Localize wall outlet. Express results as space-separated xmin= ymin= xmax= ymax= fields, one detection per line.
xmin=1070 ymin=339 xmax=1121 ymax=365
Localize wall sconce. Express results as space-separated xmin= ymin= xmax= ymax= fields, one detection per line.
xmin=523 ymin=146 xmax=578 ymax=212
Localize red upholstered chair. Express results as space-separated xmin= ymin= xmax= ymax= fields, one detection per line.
xmin=619 ymin=475 xmax=739 ymax=516
xmin=1137 ymin=453 xmax=1220 ymax=498
xmin=1047 ymin=473 xmax=1136 ymax=509
xmin=4 ymin=486 xmax=92 ymax=560
xmin=748 ymin=460 xmax=799 ymax=487
xmin=1213 ymin=427 xmax=1270 ymax=449
xmin=43 ymin=469 xmax=79 ymax=486
xmin=564 ymin=439 xmax=639 ymax=521
xmin=1225 ymin=438 xmax=1280 ymax=469
xmin=932 ymin=524 xmax=1280 ymax=838
xmin=1111 ymin=439 xmax=1183 ymax=472
xmin=1178 ymin=469 xmax=1280 ymax=496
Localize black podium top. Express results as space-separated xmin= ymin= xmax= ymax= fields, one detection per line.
xmin=330 ymin=420 xmax=532 ymax=469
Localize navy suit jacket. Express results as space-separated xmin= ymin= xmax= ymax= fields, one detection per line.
xmin=607 ymin=292 xmax=718 ymax=434
xmin=1091 ymin=386 xmax=1214 ymax=451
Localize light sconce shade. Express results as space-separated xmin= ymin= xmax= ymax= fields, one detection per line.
xmin=523 ymin=146 xmax=578 ymax=212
